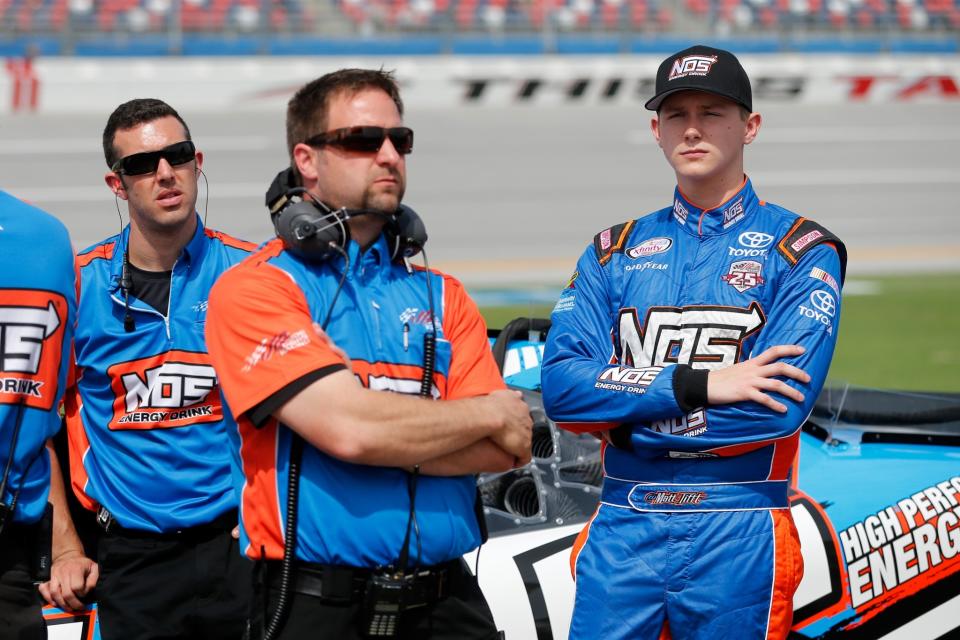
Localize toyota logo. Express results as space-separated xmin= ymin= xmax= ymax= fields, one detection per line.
xmin=810 ymin=290 xmax=836 ymax=316
xmin=738 ymin=232 xmax=774 ymax=249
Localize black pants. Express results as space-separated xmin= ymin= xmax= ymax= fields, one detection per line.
xmin=251 ymin=561 xmax=499 ymax=640
xmin=96 ymin=524 xmax=252 ymax=640
xmin=0 ymin=525 xmax=46 ymax=640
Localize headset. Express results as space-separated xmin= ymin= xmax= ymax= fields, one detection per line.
xmin=261 ymin=167 xmax=434 ymax=640
xmin=265 ymin=167 xmax=427 ymax=266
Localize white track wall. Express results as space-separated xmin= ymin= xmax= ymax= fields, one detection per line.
xmin=2 ymin=54 xmax=959 ymax=113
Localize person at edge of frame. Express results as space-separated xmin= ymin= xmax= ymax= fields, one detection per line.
xmin=0 ymin=191 xmax=76 ymax=640
xmin=541 ymin=45 xmax=847 ymax=640
xmin=204 ymin=68 xmax=534 ymax=640
xmin=38 ymin=98 xmax=257 ymax=640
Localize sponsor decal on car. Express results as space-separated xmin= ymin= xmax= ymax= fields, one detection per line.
xmin=839 ymin=476 xmax=960 ymax=609
xmin=721 ymin=260 xmax=765 ymax=293
xmin=626 ymin=237 xmax=673 ymax=259
xmin=810 ymin=267 xmax=840 ymax=294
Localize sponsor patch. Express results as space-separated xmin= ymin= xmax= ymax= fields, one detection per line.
xmin=624 ymin=261 xmax=668 ymax=273
xmin=797 ymin=290 xmax=836 ymax=334
xmin=553 ymin=294 xmax=576 ymax=314
xmin=668 ymin=55 xmax=718 ymax=81
xmin=810 ymin=267 xmax=840 ymax=294
xmin=594 ymin=365 xmax=663 ymax=394
xmin=107 ymin=351 xmax=223 ymax=430
xmin=721 ymin=198 xmax=745 ymax=229
xmin=599 ymin=228 xmax=612 ymax=251
xmin=838 ymin=476 xmax=960 ymax=609
xmin=673 ymin=199 xmax=689 ymax=225
xmin=652 ymin=409 xmax=707 ymax=437
xmin=642 ymin=490 xmax=708 ymax=506
xmin=626 ymin=237 xmax=673 ymax=259
xmin=721 ymin=260 xmax=765 ymax=293
xmin=564 ymin=271 xmax=578 ymax=290
xmin=791 ymin=229 xmax=824 ymax=253
xmin=399 ymin=307 xmax=436 ymax=327
xmin=738 ymin=231 xmax=774 ymax=249
xmin=243 ymin=329 xmax=311 ymax=373
xmin=0 ymin=289 xmax=69 ymax=411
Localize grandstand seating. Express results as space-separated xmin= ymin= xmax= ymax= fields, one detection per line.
xmin=0 ymin=0 xmax=314 ymax=33
xmin=1 ymin=0 xmax=957 ymax=36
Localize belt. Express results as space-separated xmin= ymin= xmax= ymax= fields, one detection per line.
xmin=601 ymin=476 xmax=790 ymax=512
xmin=265 ymin=559 xmax=462 ymax=605
xmin=96 ymin=506 xmax=237 ymax=539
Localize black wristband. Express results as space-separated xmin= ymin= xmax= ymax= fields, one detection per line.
xmin=673 ymin=365 xmax=709 ymax=413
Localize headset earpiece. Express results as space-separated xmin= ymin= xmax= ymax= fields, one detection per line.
xmin=386 ymin=204 xmax=428 ymax=263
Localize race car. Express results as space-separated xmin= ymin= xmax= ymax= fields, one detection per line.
xmin=42 ymin=318 xmax=960 ymax=640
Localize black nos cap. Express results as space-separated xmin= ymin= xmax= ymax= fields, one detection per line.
xmin=645 ymin=45 xmax=752 ymax=113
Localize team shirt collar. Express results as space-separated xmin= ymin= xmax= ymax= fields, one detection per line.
xmin=109 ymin=213 xmax=206 ymax=291
xmin=671 ymin=177 xmax=758 ymax=237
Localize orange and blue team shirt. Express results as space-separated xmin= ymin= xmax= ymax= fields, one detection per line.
xmin=206 ymin=233 xmax=504 ymax=567
xmin=0 ymin=191 xmax=75 ymax=525
xmin=66 ymin=216 xmax=254 ymax=533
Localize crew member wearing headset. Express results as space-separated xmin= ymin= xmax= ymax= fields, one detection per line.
xmin=206 ymin=68 xmax=533 ymax=640
xmin=45 ymin=99 xmax=256 ymax=639
xmin=0 ymin=192 xmax=75 ymax=639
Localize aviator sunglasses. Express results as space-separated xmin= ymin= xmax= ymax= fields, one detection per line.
xmin=304 ymin=126 xmax=414 ymax=155
xmin=111 ymin=140 xmax=197 ymax=176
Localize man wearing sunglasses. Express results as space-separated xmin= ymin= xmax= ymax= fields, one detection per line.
xmin=206 ymin=69 xmax=532 ymax=639
xmin=44 ymin=98 xmax=256 ymax=639
xmin=541 ymin=45 xmax=846 ymax=640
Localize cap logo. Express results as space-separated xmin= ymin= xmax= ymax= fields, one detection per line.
xmin=669 ymin=55 xmax=718 ymax=81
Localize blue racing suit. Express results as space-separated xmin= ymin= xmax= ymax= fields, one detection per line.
xmin=542 ymin=179 xmax=846 ymax=640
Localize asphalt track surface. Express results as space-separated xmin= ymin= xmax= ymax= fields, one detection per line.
xmin=4 ymin=102 xmax=958 ymax=290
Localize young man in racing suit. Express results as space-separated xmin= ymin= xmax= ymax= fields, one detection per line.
xmin=44 ymin=99 xmax=256 ymax=639
xmin=206 ymin=68 xmax=532 ymax=639
xmin=542 ymin=45 xmax=846 ymax=640
xmin=0 ymin=192 xmax=75 ymax=639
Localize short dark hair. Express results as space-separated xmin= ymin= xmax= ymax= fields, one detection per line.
xmin=102 ymin=98 xmax=191 ymax=169
xmin=286 ymin=68 xmax=404 ymax=165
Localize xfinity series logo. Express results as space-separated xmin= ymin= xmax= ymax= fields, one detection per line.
xmin=0 ymin=289 xmax=68 ymax=410
xmin=626 ymin=237 xmax=672 ymax=259
xmin=618 ymin=303 xmax=765 ymax=371
xmin=107 ymin=351 xmax=223 ymax=430
xmin=668 ymin=55 xmax=718 ymax=80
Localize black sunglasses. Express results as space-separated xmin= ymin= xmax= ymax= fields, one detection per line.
xmin=304 ymin=126 xmax=414 ymax=155
xmin=111 ymin=140 xmax=197 ymax=176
